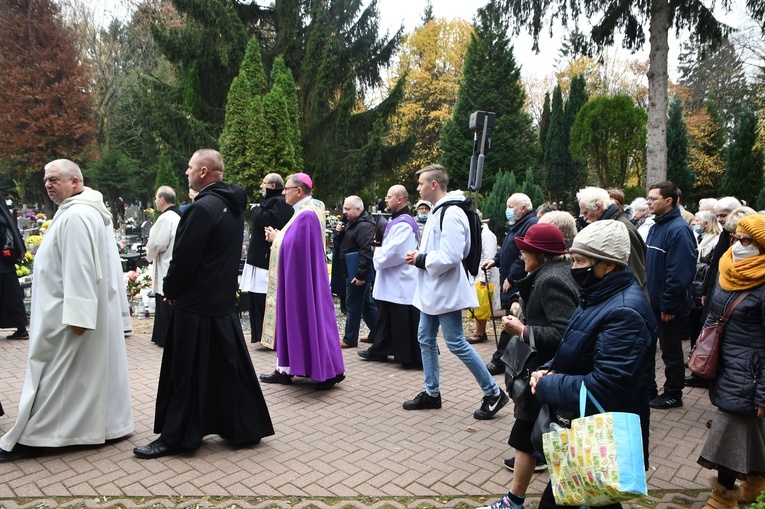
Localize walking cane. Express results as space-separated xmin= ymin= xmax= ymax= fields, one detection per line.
xmin=483 ymin=266 xmax=499 ymax=349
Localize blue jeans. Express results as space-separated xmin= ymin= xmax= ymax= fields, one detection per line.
xmin=418 ymin=310 xmax=498 ymax=397
xmin=343 ymin=279 xmax=377 ymax=347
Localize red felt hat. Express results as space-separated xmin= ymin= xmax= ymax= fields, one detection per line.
xmin=514 ymin=223 xmax=568 ymax=255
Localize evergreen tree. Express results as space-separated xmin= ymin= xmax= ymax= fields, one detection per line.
xmin=666 ymin=95 xmax=695 ymax=199
xmin=538 ymin=92 xmax=551 ymax=166
xmin=439 ymin=0 xmax=537 ymax=193
xmin=544 ymin=86 xmax=568 ymax=204
xmin=719 ymin=107 xmax=764 ymax=206
xmin=85 ymin=149 xmax=145 ymax=224
xmin=154 ymin=151 xmax=179 ymax=192
xmin=220 ymin=36 xmax=269 ymax=194
xmin=565 ymin=74 xmax=589 ymax=196
xmin=519 ymin=167 xmax=545 ymax=211
xmin=483 ymin=170 xmax=517 ymax=240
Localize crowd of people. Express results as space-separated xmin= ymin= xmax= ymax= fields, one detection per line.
xmin=0 ymin=154 xmax=762 ymax=509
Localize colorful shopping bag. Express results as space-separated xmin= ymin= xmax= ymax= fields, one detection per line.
xmin=542 ymin=382 xmax=647 ymax=506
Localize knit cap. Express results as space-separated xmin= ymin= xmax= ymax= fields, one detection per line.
xmin=736 ymin=214 xmax=765 ymax=246
xmin=569 ymin=220 xmax=630 ymax=268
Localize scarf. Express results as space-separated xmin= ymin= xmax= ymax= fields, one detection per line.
xmin=718 ymin=249 xmax=765 ymax=291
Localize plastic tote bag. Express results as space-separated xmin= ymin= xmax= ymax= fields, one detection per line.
xmin=469 ymin=282 xmax=493 ymax=321
xmin=542 ymin=382 xmax=647 ymax=506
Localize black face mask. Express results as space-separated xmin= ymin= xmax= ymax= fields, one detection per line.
xmin=571 ymin=264 xmax=600 ymax=288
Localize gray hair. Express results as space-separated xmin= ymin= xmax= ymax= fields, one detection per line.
xmin=156 ymin=186 xmax=176 ymax=205
xmin=264 ymin=173 xmax=284 ymax=188
xmin=696 ymin=210 xmax=720 ymax=235
xmin=715 ymin=196 xmax=742 ymax=213
xmin=630 ymin=197 xmax=649 ymax=212
xmin=698 ymin=198 xmax=718 ymax=211
xmin=509 ymin=193 xmax=532 ymax=210
xmin=724 ymin=206 xmax=757 ymax=233
xmin=577 ymin=187 xmax=612 ymax=211
xmin=538 ymin=211 xmax=578 ymax=249
xmin=344 ymin=195 xmax=363 ymax=211
xmin=45 ymin=159 xmax=83 ymax=182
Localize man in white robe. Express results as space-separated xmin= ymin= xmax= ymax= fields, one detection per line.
xmin=0 ymin=159 xmax=133 ymax=460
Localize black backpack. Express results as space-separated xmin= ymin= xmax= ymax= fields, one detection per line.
xmin=435 ymin=197 xmax=482 ymax=277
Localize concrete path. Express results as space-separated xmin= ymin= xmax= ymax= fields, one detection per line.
xmin=0 ymin=327 xmax=719 ymax=508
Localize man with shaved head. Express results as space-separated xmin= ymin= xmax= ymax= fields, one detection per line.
xmin=134 ymin=149 xmax=274 ymax=458
xmin=359 ymin=185 xmax=421 ymax=367
xmin=239 ymin=173 xmax=293 ymax=343
xmin=337 ymin=194 xmax=377 ymax=348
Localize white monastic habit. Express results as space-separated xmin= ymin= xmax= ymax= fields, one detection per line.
xmin=0 ymin=188 xmax=133 ymax=450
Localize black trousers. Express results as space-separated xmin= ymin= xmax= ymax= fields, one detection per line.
xmin=652 ymin=311 xmax=686 ymax=397
xmin=247 ymin=292 xmax=266 ymax=343
xmin=538 ymin=481 xmax=622 ymax=509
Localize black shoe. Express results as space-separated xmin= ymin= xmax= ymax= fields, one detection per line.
xmin=314 ymin=373 xmax=345 ymax=390
xmin=503 ymin=456 xmax=548 ymax=473
xmin=259 ymin=370 xmax=293 ymax=385
xmin=474 ymin=389 xmax=509 ymax=420
xmin=684 ymin=374 xmax=710 ymax=388
xmin=706 ymin=419 xmax=712 ymax=429
xmin=468 ymin=333 xmax=488 ymax=344
xmin=0 ymin=444 xmax=43 ymax=461
xmin=358 ymin=349 xmax=387 ymax=362
xmin=650 ymin=392 xmax=683 ymax=409
xmin=6 ymin=330 xmax=28 ymax=340
xmin=133 ymin=438 xmax=183 ymax=459
xmin=403 ymin=391 xmax=442 ymax=410
xmin=486 ymin=362 xmax=504 ymax=376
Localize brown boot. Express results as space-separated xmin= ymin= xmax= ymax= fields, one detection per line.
xmin=703 ymin=477 xmax=741 ymax=509
xmin=739 ymin=476 xmax=765 ymax=504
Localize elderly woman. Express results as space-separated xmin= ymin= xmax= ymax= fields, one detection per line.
xmin=479 ymin=223 xmax=579 ymax=509
xmin=688 ymin=210 xmax=722 ymax=359
xmin=526 ymin=220 xmax=656 ymax=509
xmin=630 ymin=197 xmax=654 ymax=241
xmin=696 ymin=214 xmax=765 ymax=509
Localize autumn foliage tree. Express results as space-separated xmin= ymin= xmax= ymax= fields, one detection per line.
xmin=0 ymin=0 xmax=96 ymax=209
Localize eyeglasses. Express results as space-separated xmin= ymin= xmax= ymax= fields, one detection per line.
xmin=732 ymin=235 xmax=756 ymax=246
xmin=645 ymin=196 xmax=665 ymax=203
xmin=283 ymin=186 xmax=299 ymax=190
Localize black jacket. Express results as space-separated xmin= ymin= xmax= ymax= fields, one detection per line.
xmin=0 ymin=194 xmax=24 ymax=274
xmin=706 ymin=282 xmax=765 ymax=416
xmin=164 ymin=181 xmax=247 ymax=315
xmin=245 ymin=188 xmax=293 ymax=269
xmin=337 ymin=210 xmax=375 ymax=280
xmin=493 ymin=212 xmax=538 ymax=299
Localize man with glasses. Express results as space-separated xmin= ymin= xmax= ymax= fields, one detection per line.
xmin=645 ymin=181 xmax=698 ymax=409
xmin=0 ymin=160 xmax=133 ymax=460
xmin=259 ymin=173 xmax=346 ymax=390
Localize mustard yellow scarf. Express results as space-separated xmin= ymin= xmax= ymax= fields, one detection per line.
xmin=718 ymin=250 xmax=765 ymax=291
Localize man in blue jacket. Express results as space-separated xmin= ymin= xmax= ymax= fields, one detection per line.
xmin=645 ymin=180 xmax=698 ymax=409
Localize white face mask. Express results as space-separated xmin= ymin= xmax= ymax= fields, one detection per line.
xmin=732 ymin=241 xmax=760 ymax=262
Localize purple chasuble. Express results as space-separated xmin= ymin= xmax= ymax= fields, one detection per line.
xmin=274 ymin=210 xmax=344 ymax=382
xmin=385 ymin=214 xmax=419 ymax=243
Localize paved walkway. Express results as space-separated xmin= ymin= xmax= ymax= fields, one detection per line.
xmin=0 ymin=325 xmax=719 ymax=509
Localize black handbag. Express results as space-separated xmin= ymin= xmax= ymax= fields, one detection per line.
xmin=500 ymin=333 xmax=541 ymax=411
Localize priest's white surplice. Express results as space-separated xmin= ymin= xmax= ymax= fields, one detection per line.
xmin=0 ymin=188 xmax=133 ymax=450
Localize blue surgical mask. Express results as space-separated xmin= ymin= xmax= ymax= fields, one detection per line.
xmin=693 ymin=225 xmax=702 ymax=235
xmin=417 ymin=214 xmax=428 ymax=221
xmin=505 ymin=208 xmax=516 ymax=223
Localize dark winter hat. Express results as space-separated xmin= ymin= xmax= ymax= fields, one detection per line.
xmin=515 ymin=223 xmax=568 ymax=255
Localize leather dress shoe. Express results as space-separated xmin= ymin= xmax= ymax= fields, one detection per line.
xmin=315 ymin=373 xmax=345 ymax=390
xmin=133 ymin=438 xmax=183 ymax=459
xmin=259 ymin=370 xmax=293 ymax=384
xmin=358 ymin=349 xmax=387 ymax=362
xmin=359 ymin=336 xmax=372 ymax=344
xmin=684 ymin=373 xmax=710 ymax=388
xmin=340 ymin=341 xmax=355 ymax=348
xmin=486 ymin=362 xmax=504 ymax=376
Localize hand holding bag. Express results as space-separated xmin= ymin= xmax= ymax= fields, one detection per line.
xmin=689 ymin=290 xmax=751 ymax=379
xmin=500 ymin=333 xmax=540 ymax=411
xmin=542 ymin=382 xmax=647 ymax=507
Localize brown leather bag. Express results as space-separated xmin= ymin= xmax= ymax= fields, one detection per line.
xmin=689 ymin=290 xmax=751 ymax=379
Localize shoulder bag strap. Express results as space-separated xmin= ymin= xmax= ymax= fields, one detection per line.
xmin=719 ymin=290 xmax=752 ymax=325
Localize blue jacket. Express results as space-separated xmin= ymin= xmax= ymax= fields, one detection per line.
xmin=645 ymin=206 xmax=697 ymax=316
xmin=536 ymin=269 xmax=657 ymax=467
